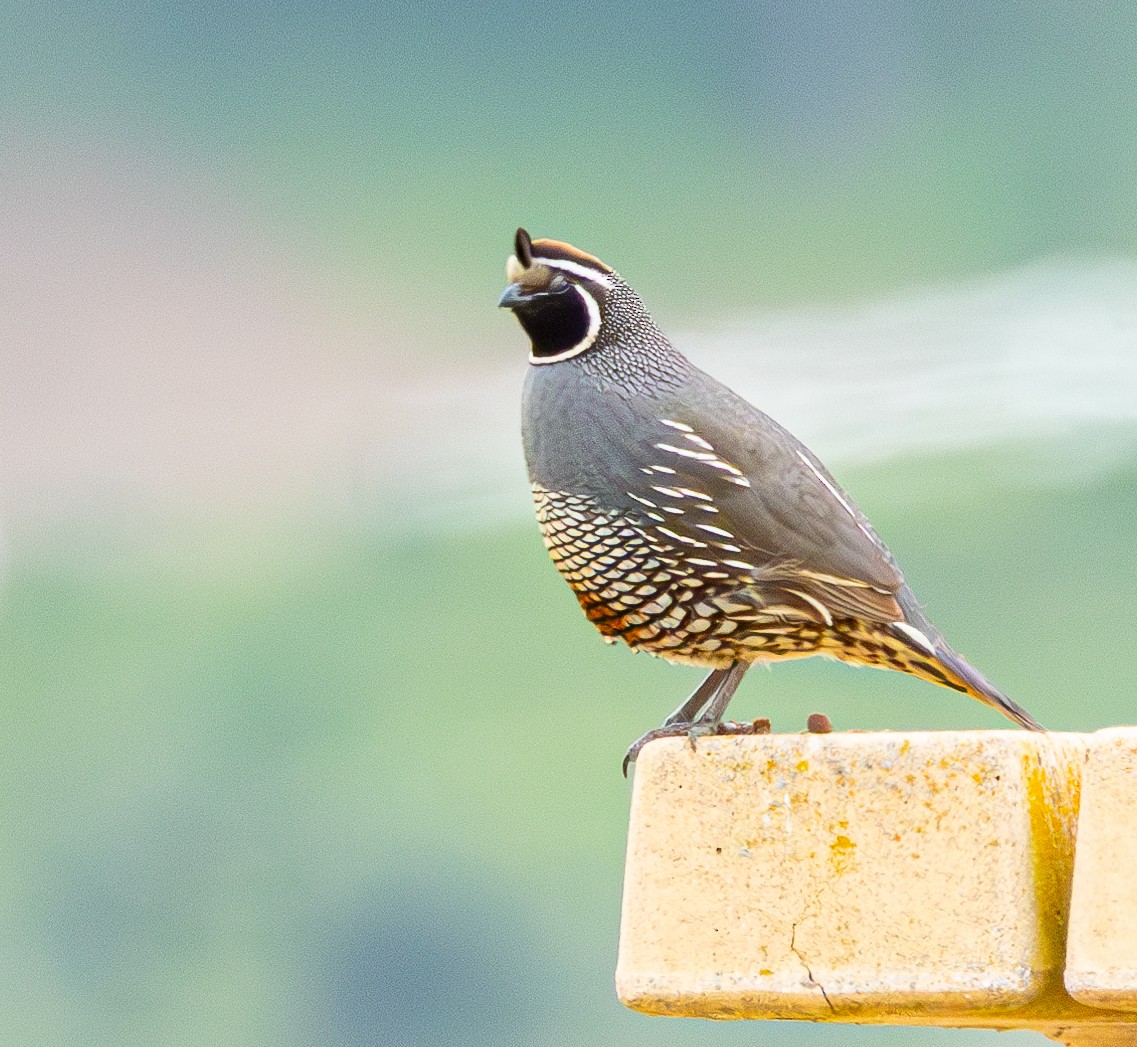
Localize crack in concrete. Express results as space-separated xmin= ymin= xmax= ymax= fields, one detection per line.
xmin=790 ymin=919 xmax=835 ymax=1013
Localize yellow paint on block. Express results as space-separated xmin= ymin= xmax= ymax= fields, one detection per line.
xmin=1066 ymin=728 xmax=1137 ymax=1012
xmin=616 ymin=729 xmax=1136 ymax=1037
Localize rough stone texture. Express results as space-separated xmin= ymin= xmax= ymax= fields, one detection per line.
xmin=1067 ymin=728 xmax=1137 ymax=1012
xmin=616 ymin=729 xmax=1136 ymax=1037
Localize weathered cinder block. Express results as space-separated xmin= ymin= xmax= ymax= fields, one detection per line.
xmin=1067 ymin=728 xmax=1137 ymax=1013
xmin=617 ymin=730 xmax=1112 ymax=1034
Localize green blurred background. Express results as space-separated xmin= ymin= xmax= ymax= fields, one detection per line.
xmin=3 ymin=2 xmax=1137 ymax=1044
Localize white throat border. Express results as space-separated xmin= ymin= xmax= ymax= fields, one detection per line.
xmin=528 ymin=284 xmax=602 ymax=366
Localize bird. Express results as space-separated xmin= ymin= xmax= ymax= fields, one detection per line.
xmin=498 ymin=228 xmax=1044 ymax=772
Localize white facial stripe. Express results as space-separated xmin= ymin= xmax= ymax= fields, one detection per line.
xmin=534 ymin=256 xmax=615 ymax=288
xmin=506 ymin=255 xmax=525 ymax=282
xmin=527 ymin=284 xmax=602 ymax=366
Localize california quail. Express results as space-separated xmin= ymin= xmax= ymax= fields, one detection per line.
xmin=499 ymin=228 xmax=1044 ymax=772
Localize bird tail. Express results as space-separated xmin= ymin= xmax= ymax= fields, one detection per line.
xmin=925 ymin=642 xmax=1044 ymax=731
xmin=887 ymin=588 xmax=1044 ymax=730
xmin=825 ymin=617 xmax=1045 ymax=730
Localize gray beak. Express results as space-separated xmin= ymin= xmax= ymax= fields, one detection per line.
xmin=498 ymin=283 xmax=527 ymax=309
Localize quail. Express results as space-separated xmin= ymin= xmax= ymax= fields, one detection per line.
xmin=499 ymin=228 xmax=1044 ymax=772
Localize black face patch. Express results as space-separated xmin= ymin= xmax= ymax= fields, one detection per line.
xmin=514 ymin=283 xmax=594 ymax=360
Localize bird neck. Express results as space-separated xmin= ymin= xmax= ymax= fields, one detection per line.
xmin=576 ymin=280 xmax=694 ymax=396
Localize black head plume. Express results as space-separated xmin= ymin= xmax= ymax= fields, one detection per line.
xmin=514 ymin=228 xmax=533 ymax=269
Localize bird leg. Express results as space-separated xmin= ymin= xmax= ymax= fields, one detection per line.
xmin=663 ymin=666 xmax=731 ymax=725
xmin=623 ymin=661 xmax=752 ymax=776
xmin=692 ymin=660 xmax=749 ymax=727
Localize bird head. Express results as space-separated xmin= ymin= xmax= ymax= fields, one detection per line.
xmin=499 ymin=228 xmax=616 ymax=364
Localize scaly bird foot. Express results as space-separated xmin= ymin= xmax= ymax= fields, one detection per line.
xmin=622 ymin=717 xmax=772 ymax=777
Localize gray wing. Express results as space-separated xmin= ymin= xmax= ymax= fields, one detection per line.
xmin=623 ymin=368 xmax=910 ymax=624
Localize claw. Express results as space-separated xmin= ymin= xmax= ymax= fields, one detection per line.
xmin=624 ymin=660 xmax=754 ymax=777
xmin=622 ymin=718 xmax=771 ymax=776
xmin=623 ymin=721 xmax=700 ymax=777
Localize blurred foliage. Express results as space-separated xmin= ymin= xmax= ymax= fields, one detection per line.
xmin=7 ymin=1 xmax=1137 ymax=318
xmin=5 ymin=0 xmax=1137 ymax=1042
xmin=4 ymin=450 xmax=1133 ymax=1044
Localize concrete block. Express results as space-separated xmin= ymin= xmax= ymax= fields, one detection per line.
xmin=1067 ymin=728 xmax=1137 ymax=1011
xmin=616 ymin=730 xmax=1102 ymax=1028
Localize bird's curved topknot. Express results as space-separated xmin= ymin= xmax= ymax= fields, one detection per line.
xmin=514 ymin=228 xmax=534 ymax=269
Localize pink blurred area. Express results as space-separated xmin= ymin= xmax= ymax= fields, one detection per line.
xmin=9 ymin=137 xmax=1135 ymax=554
xmin=0 ymin=137 xmax=512 ymax=537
